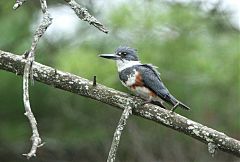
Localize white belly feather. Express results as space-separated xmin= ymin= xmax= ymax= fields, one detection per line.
xmin=134 ymin=86 xmax=152 ymax=99
xmin=121 ymin=78 xmax=164 ymax=103
xmin=120 ymin=70 xmax=157 ymax=100
xmin=125 ymin=69 xmax=138 ymax=86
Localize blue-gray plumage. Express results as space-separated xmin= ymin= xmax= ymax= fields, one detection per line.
xmin=99 ymin=46 xmax=190 ymax=111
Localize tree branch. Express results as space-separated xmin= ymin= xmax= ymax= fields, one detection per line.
xmin=0 ymin=50 xmax=240 ymax=157
xmin=13 ymin=0 xmax=27 ymax=10
xmin=107 ymin=106 xmax=132 ymax=162
xmin=64 ymin=0 xmax=109 ymax=33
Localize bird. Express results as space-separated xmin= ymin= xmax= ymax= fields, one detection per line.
xmin=99 ymin=46 xmax=190 ymax=111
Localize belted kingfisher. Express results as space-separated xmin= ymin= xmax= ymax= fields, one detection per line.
xmin=99 ymin=46 xmax=190 ymax=111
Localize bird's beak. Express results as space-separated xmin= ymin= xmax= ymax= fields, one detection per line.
xmin=98 ymin=54 xmax=121 ymax=60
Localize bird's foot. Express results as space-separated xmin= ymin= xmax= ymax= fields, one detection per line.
xmin=141 ymin=100 xmax=167 ymax=109
xmin=151 ymin=101 xmax=166 ymax=109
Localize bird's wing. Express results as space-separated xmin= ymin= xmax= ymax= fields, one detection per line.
xmin=136 ymin=64 xmax=176 ymax=105
xmin=143 ymin=64 xmax=161 ymax=80
xmin=138 ymin=64 xmax=190 ymax=110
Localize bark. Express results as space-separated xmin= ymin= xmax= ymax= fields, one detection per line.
xmin=0 ymin=50 xmax=240 ymax=157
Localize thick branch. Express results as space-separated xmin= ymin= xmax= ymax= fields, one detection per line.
xmin=0 ymin=50 xmax=240 ymax=157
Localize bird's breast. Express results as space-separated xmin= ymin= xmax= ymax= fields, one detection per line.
xmin=123 ymin=69 xmax=143 ymax=87
xmin=120 ymin=69 xmax=143 ymax=87
xmin=120 ymin=69 xmax=157 ymax=99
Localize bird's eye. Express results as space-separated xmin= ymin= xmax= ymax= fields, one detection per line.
xmin=117 ymin=52 xmax=127 ymax=56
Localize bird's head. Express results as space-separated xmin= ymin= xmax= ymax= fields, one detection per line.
xmin=99 ymin=46 xmax=139 ymax=62
xmin=99 ymin=46 xmax=141 ymax=72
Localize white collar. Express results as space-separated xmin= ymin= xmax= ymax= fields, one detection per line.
xmin=116 ymin=60 xmax=141 ymax=72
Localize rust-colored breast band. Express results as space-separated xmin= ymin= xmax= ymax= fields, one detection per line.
xmin=134 ymin=72 xmax=144 ymax=86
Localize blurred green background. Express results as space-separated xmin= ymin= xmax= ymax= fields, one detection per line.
xmin=0 ymin=0 xmax=239 ymax=162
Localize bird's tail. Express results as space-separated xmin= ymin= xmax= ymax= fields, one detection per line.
xmin=178 ymin=101 xmax=190 ymax=110
xmin=170 ymin=95 xmax=190 ymax=110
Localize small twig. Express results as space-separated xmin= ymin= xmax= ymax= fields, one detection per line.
xmin=21 ymin=0 xmax=52 ymax=158
xmin=13 ymin=0 xmax=27 ymax=10
xmin=208 ymin=142 xmax=218 ymax=157
xmin=54 ymin=69 xmax=57 ymax=75
xmin=22 ymin=50 xmax=30 ymax=59
xmin=93 ymin=75 xmax=97 ymax=86
xmin=107 ymin=106 xmax=132 ymax=162
xmin=27 ymin=10 xmax=52 ymax=84
xmin=22 ymin=62 xmax=44 ymax=159
xmin=64 ymin=0 xmax=109 ymax=33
